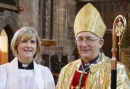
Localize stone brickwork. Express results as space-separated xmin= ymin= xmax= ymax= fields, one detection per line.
xmin=39 ymin=0 xmax=76 ymax=68
xmin=0 ymin=0 xmax=39 ymax=30
xmin=0 ymin=0 xmax=41 ymax=62
xmin=0 ymin=0 xmax=77 ymax=68
xmin=18 ymin=0 xmax=39 ymax=29
xmin=39 ymin=0 xmax=77 ymax=68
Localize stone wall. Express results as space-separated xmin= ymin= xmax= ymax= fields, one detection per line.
xmin=0 ymin=0 xmax=40 ymax=62
xmin=18 ymin=0 xmax=39 ymax=29
xmin=0 ymin=0 xmax=77 ymax=69
xmin=40 ymin=0 xmax=76 ymax=68
xmin=0 ymin=0 xmax=39 ymax=31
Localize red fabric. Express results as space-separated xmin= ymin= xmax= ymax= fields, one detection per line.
xmin=70 ymin=70 xmax=88 ymax=89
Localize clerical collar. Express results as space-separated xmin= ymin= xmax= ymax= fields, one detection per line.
xmin=79 ymin=54 xmax=99 ymax=72
xmin=84 ymin=55 xmax=99 ymax=65
xmin=18 ymin=60 xmax=34 ymax=70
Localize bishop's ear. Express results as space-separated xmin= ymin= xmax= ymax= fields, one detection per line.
xmin=99 ymin=39 xmax=104 ymax=48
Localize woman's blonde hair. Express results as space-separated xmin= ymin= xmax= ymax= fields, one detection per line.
xmin=11 ymin=27 xmax=41 ymax=60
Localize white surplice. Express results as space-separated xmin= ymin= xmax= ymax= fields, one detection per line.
xmin=0 ymin=57 xmax=55 ymax=89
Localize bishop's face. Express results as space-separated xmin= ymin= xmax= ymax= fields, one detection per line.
xmin=76 ymin=32 xmax=104 ymax=63
xmin=17 ymin=37 xmax=37 ymax=63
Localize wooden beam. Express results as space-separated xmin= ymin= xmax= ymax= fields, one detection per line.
xmin=0 ymin=3 xmax=17 ymax=10
xmin=0 ymin=3 xmax=24 ymax=12
xmin=41 ymin=40 xmax=56 ymax=46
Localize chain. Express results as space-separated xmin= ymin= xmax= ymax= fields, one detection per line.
xmin=77 ymin=53 xmax=101 ymax=89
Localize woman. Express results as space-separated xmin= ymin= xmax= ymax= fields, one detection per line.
xmin=0 ymin=27 xmax=55 ymax=89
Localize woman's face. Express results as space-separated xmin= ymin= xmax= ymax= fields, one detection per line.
xmin=17 ymin=37 xmax=37 ymax=63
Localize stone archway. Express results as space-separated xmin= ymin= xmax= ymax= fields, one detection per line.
xmin=0 ymin=15 xmax=19 ymax=62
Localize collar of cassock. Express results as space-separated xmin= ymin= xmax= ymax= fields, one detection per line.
xmin=79 ymin=54 xmax=99 ymax=72
xmin=8 ymin=57 xmax=44 ymax=89
xmin=18 ymin=60 xmax=34 ymax=70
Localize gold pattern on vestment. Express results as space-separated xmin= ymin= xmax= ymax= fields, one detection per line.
xmin=56 ymin=53 xmax=130 ymax=89
xmin=70 ymin=85 xmax=84 ymax=89
xmin=120 ymin=49 xmax=130 ymax=71
xmin=71 ymin=86 xmax=74 ymax=89
xmin=81 ymin=87 xmax=84 ymax=89
xmin=75 ymin=85 xmax=78 ymax=89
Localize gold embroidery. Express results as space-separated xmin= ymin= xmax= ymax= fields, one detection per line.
xmin=81 ymin=87 xmax=84 ymax=89
xmin=115 ymin=18 xmax=124 ymax=36
xmin=74 ymin=85 xmax=84 ymax=89
xmin=75 ymin=86 xmax=79 ymax=89
xmin=71 ymin=86 xmax=74 ymax=89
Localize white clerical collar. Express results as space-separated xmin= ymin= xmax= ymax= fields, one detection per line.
xmin=22 ymin=64 xmax=28 ymax=67
xmin=8 ymin=57 xmax=44 ymax=89
xmin=84 ymin=63 xmax=90 ymax=66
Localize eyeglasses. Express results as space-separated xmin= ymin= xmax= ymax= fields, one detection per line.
xmin=75 ymin=37 xmax=99 ymax=45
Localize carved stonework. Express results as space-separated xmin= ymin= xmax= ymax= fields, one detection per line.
xmin=120 ymin=48 xmax=130 ymax=71
xmin=67 ymin=1 xmax=76 ymax=29
xmin=122 ymin=5 xmax=127 ymax=11
xmin=0 ymin=15 xmax=19 ymax=62
xmin=109 ymin=5 xmax=114 ymax=12
xmin=50 ymin=55 xmax=64 ymax=73
xmin=103 ymin=5 xmax=107 ymax=12
xmin=116 ymin=4 xmax=120 ymax=12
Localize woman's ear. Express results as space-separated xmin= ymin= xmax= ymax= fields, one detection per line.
xmin=99 ymin=39 xmax=104 ymax=48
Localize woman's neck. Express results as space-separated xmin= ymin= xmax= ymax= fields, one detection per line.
xmin=18 ymin=57 xmax=33 ymax=64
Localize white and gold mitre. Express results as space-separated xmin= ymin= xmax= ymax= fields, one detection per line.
xmin=73 ymin=3 xmax=106 ymax=38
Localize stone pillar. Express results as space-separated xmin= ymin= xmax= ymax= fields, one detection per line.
xmin=54 ymin=0 xmax=76 ymax=62
xmin=56 ymin=0 xmax=66 ymax=46
xmin=18 ymin=0 xmax=39 ymax=29
xmin=65 ymin=0 xmax=76 ymax=62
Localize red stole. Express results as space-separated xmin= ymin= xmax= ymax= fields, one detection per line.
xmin=70 ymin=70 xmax=88 ymax=89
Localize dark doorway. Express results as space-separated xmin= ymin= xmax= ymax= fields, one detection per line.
xmin=0 ymin=15 xmax=19 ymax=63
xmin=4 ymin=25 xmax=15 ymax=62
